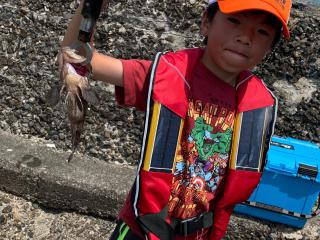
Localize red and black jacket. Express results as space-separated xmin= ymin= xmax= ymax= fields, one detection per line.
xmin=118 ymin=48 xmax=277 ymax=240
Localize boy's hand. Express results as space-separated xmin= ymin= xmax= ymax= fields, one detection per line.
xmin=56 ymin=46 xmax=91 ymax=78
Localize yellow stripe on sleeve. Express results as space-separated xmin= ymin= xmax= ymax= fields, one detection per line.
xmin=258 ymin=109 xmax=268 ymax=172
xmin=143 ymin=102 xmax=161 ymax=171
xmin=229 ymin=112 xmax=243 ymax=170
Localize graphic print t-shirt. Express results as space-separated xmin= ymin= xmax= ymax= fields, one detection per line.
xmin=116 ymin=57 xmax=236 ymax=221
xmin=167 ymin=62 xmax=236 ymax=220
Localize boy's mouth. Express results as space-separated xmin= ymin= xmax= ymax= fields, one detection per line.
xmin=225 ymin=49 xmax=249 ymax=59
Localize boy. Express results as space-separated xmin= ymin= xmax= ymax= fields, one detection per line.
xmin=60 ymin=0 xmax=292 ymax=239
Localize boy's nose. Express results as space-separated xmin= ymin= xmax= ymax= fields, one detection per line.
xmin=235 ymin=28 xmax=254 ymax=47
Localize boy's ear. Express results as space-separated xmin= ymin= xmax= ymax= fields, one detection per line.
xmin=200 ymin=11 xmax=209 ymax=37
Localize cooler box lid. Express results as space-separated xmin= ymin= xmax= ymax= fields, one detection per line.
xmin=266 ymin=136 xmax=320 ymax=182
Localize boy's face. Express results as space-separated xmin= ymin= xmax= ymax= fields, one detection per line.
xmin=201 ymin=9 xmax=277 ymax=79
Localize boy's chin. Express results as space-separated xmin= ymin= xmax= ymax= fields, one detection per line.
xmin=216 ymin=63 xmax=250 ymax=75
xmin=218 ymin=58 xmax=257 ymax=74
xmin=218 ymin=53 xmax=263 ymax=73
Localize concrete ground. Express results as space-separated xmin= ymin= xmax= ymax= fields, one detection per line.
xmin=0 ymin=190 xmax=116 ymax=240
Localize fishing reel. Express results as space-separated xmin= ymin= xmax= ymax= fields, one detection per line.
xmin=71 ymin=0 xmax=104 ymax=66
xmin=79 ymin=0 xmax=104 ymax=43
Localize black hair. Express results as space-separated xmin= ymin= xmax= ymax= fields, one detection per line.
xmin=203 ymin=3 xmax=219 ymax=45
xmin=203 ymin=3 xmax=282 ymax=48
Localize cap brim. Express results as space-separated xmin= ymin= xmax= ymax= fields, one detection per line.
xmin=218 ymin=1 xmax=290 ymax=39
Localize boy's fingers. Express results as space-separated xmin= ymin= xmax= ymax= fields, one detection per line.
xmin=63 ymin=52 xmax=86 ymax=64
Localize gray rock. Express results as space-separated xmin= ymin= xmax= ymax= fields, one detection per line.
xmin=0 ymin=0 xmax=319 ymax=238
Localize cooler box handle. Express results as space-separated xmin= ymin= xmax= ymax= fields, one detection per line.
xmin=298 ymin=163 xmax=318 ymax=180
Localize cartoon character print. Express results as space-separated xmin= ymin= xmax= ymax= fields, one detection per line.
xmin=191 ymin=117 xmax=232 ymax=161
xmin=168 ymin=115 xmax=233 ymax=220
xmin=188 ymin=117 xmax=232 ymax=193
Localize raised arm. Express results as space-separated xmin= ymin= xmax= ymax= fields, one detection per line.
xmin=61 ymin=0 xmax=124 ymax=87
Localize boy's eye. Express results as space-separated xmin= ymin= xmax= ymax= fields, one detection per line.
xmin=227 ymin=17 xmax=240 ymax=24
xmin=257 ymin=29 xmax=270 ymax=37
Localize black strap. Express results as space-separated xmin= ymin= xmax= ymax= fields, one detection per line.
xmin=137 ymin=208 xmax=214 ymax=239
xmin=137 ymin=206 xmax=175 ymax=240
xmin=172 ymin=212 xmax=213 ymax=237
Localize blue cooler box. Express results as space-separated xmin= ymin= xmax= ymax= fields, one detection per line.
xmin=234 ymin=136 xmax=320 ymax=228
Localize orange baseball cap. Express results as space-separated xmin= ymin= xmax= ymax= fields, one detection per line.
xmin=208 ymin=0 xmax=292 ymax=39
